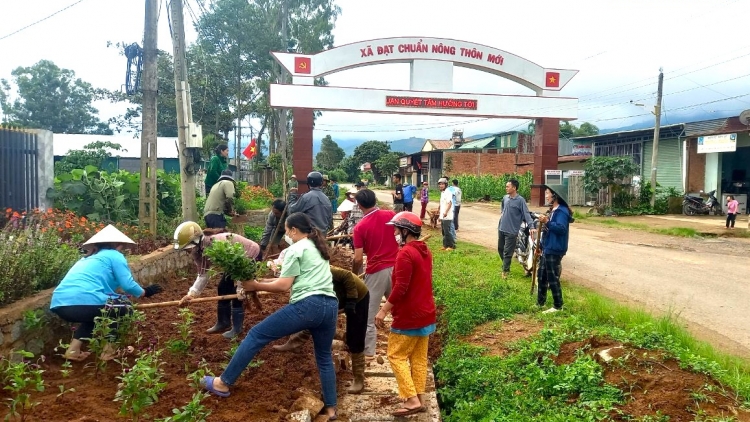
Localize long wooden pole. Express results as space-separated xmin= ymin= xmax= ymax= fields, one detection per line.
xmin=138 ymin=0 xmax=158 ymax=233
xmin=136 ymin=294 xmax=240 ymax=309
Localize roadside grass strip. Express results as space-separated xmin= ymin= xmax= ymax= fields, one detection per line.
xmin=427 ymin=236 xmax=750 ymax=421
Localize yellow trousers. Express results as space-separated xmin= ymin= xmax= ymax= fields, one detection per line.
xmin=387 ymin=332 xmax=429 ymax=399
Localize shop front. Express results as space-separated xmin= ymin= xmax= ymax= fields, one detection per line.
xmin=684 ymin=117 xmax=750 ymax=214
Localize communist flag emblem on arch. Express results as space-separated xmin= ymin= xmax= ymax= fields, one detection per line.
xmin=242 ymin=138 xmax=257 ymax=160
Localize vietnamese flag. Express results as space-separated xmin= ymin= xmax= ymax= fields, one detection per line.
xmin=545 ymin=72 xmax=560 ymax=88
xmin=242 ymin=138 xmax=257 ymax=160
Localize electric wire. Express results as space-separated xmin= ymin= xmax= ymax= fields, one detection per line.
xmin=0 ymin=0 xmax=84 ymax=42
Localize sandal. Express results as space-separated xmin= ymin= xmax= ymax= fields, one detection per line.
xmin=392 ymin=406 xmax=424 ymax=417
xmin=201 ymin=375 xmax=231 ymax=398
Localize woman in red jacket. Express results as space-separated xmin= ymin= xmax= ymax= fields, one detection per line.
xmin=375 ymin=211 xmax=436 ymax=417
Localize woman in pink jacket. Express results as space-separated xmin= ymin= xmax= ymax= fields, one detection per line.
xmin=173 ymin=222 xmax=261 ymax=339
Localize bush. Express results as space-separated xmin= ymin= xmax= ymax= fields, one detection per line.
xmin=268 ymin=182 xmax=283 ymax=198
xmin=0 ymin=214 xmax=79 ymax=306
xmin=239 ymin=186 xmax=274 ymax=210
xmin=0 ymin=208 xmax=171 ymax=306
xmin=451 ymin=171 xmax=533 ymax=201
xmin=47 ymin=167 xmax=181 ymax=225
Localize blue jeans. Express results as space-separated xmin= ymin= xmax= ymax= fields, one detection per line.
xmin=220 ymin=294 xmax=339 ymax=406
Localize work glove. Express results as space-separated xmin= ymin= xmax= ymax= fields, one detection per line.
xmin=236 ymin=284 xmax=247 ymax=300
xmin=344 ymin=299 xmax=357 ymax=315
xmin=143 ymin=284 xmax=163 ymax=298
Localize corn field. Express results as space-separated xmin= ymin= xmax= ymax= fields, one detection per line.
xmin=454 ymin=171 xmax=533 ymax=201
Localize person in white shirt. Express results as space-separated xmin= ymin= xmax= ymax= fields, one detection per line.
xmin=436 ymin=178 xmax=455 ymax=250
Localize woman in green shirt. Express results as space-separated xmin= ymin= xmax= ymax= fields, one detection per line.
xmin=205 ymin=144 xmax=229 ymax=194
xmin=201 ymin=212 xmax=339 ymax=419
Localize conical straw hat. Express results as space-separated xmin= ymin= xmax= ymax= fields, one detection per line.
xmin=83 ymin=224 xmax=136 ymax=246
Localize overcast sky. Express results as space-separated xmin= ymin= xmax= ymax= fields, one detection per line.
xmin=1 ymin=0 xmax=749 ymax=145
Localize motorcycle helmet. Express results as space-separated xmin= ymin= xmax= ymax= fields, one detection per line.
xmin=173 ymin=221 xmax=203 ymax=250
xmin=386 ymin=211 xmax=423 ymax=236
xmin=307 ymin=171 xmax=324 ymax=188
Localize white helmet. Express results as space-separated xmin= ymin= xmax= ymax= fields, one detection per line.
xmin=83 ymin=225 xmax=136 ymax=246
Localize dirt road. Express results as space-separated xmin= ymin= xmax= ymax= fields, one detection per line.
xmin=372 ymin=190 xmax=750 ymax=358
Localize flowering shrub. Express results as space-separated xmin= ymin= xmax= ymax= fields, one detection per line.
xmin=0 ymin=210 xmax=80 ymax=307
xmin=3 ymin=208 xmax=168 ymax=254
xmin=0 ymin=208 xmax=169 ymax=307
xmin=239 ymin=185 xmax=275 ymax=211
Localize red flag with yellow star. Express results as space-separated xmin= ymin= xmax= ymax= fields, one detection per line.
xmin=545 ymin=72 xmax=560 ymax=88
xmin=242 ymin=138 xmax=257 ymax=160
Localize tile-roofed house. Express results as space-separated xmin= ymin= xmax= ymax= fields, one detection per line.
xmin=423 ymin=140 xmax=453 ymax=151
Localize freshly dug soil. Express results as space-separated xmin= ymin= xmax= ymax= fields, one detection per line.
xmin=555 ymin=336 xmax=750 ymax=422
xmin=5 ymin=252 xmax=358 ymax=421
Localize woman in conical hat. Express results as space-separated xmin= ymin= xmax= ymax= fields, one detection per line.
xmin=51 ymin=225 xmax=164 ymax=361
xmin=535 ymin=185 xmax=573 ymax=314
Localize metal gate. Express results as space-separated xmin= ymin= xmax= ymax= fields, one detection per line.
xmin=567 ymin=175 xmax=586 ymax=206
xmin=0 ymin=128 xmax=39 ymax=211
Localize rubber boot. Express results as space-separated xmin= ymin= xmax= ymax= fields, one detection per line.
xmin=272 ymin=330 xmax=311 ymax=352
xmin=347 ymin=352 xmax=366 ymax=394
xmin=222 ymin=307 xmax=244 ymax=339
xmin=206 ymin=302 xmax=231 ymax=334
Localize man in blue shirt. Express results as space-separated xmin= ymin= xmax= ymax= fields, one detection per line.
xmin=402 ymin=181 xmax=416 ymax=212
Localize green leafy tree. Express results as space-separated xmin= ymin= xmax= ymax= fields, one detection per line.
xmin=192 ymin=0 xmax=340 ymax=160
xmin=583 ymin=156 xmax=640 ymax=208
xmin=315 ymin=135 xmax=345 ymax=170
xmin=54 ymin=141 xmax=124 ymax=176
xmin=575 ymin=122 xmax=599 ymax=137
xmin=337 ymin=156 xmax=361 ymax=183
xmin=522 ymin=121 xmax=598 ymax=139
xmin=352 ymin=141 xmax=391 ymax=181
xmin=373 ymin=152 xmax=402 ymax=184
xmin=0 ymin=60 xmax=111 ymax=133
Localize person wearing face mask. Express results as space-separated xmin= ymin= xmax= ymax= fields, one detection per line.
xmin=201 ymin=212 xmax=339 ymax=420
xmin=375 ymin=211 xmax=436 ymax=417
xmin=271 ymin=265 xmax=370 ymax=394
xmin=174 ymin=222 xmax=261 ymax=339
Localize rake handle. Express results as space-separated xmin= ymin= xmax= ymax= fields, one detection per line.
xmin=135 ymin=294 xmax=241 ymax=309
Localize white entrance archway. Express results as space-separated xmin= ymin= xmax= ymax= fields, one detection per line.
xmin=270 ymin=37 xmax=579 ymax=203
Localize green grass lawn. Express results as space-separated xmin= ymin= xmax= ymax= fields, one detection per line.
xmin=427 ymin=235 xmax=750 ymax=421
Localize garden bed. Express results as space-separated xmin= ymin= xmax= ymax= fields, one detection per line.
xmin=2 ymin=249 xmax=358 ymax=422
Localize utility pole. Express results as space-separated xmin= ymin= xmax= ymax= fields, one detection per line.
xmin=138 ymin=0 xmax=158 ymax=233
xmin=170 ymin=0 xmax=198 ymax=221
xmin=649 ymin=68 xmax=664 ymax=208
xmin=278 ymin=0 xmax=289 ymax=196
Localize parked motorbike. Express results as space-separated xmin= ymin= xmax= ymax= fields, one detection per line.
xmin=515 ymin=212 xmax=543 ymax=276
xmin=682 ymin=190 xmax=722 ymax=216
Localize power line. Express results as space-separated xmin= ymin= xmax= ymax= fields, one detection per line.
xmin=0 ymin=0 xmax=84 ymax=42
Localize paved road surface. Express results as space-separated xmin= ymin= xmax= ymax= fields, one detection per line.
xmin=371 ymin=189 xmax=750 ymax=358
